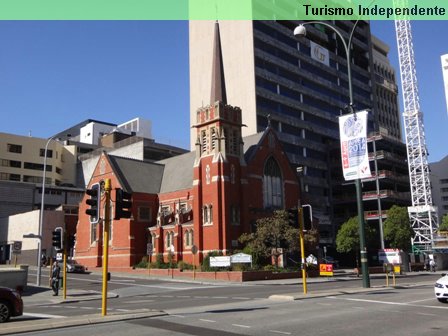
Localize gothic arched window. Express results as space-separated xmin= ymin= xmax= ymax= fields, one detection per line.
xmin=263 ymin=157 xmax=283 ymax=209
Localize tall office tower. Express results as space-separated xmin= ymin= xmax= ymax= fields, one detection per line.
xmin=372 ymin=35 xmax=402 ymax=140
xmin=190 ymin=21 xmax=375 ymax=244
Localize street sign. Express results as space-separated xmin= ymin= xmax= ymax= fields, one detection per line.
xmin=378 ymin=249 xmax=402 ymax=265
xmin=231 ymin=253 xmax=252 ymax=263
xmin=319 ymin=263 xmax=334 ymax=276
xmin=12 ymin=241 xmax=22 ymax=255
xmin=191 ymin=245 xmax=198 ymax=255
xmin=147 ymin=243 xmax=153 ymax=256
xmin=210 ymin=256 xmax=231 ymax=267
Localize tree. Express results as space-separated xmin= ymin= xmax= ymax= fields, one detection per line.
xmin=383 ymin=205 xmax=414 ymax=252
xmin=336 ymin=216 xmax=376 ymax=267
xmin=239 ymin=210 xmax=299 ymax=268
xmin=439 ymin=214 xmax=448 ymax=232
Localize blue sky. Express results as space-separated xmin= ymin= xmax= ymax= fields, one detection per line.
xmin=0 ymin=20 xmax=446 ymax=162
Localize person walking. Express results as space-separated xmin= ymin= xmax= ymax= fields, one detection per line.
xmin=430 ymin=259 xmax=436 ymax=272
xmin=51 ymin=261 xmax=61 ymax=296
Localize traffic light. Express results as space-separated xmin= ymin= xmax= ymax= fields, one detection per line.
xmin=115 ymin=188 xmax=132 ymax=219
xmin=287 ymin=208 xmax=298 ymax=227
xmin=67 ymin=234 xmax=75 ymax=249
xmin=85 ymin=183 xmax=100 ymax=224
xmin=303 ymin=206 xmax=312 ymax=231
xmin=52 ymin=227 xmax=63 ymax=250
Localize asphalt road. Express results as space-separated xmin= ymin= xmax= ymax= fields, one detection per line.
xmin=14 ymin=281 xmax=448 ymax=336
xmin=21 ymin=269 xmax=442 ymax=319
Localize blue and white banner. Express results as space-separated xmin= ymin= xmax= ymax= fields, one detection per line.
xmin=339 ymin=110 xmax=371 ymax=181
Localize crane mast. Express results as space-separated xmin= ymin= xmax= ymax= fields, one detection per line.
xmin=394 ymin=18 xmax=438 ymax=252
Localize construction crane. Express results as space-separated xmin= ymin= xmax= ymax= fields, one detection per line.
xmin=394 ymin=16 xmax=439 ymax=252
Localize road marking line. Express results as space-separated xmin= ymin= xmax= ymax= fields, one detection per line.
xmin=160 ymin=295 xmax=174 ymax=298
xmin=232 ymin=324 xmax=251 ymax=328
xmin=199 ymin=319 xmax=216 ymax=323
xmin=327 ymin=297 xmax=448 ymax=310
xmin=212 ymin=296 xmax=228 ymax=299
xmin=194 ymin=296 xmax=208 ymax=298
xmin=123 ymin=299 xmax=155 ymax=304
xmin=405 ymin=298 xmax=435 ymax=304
xmin=416 ymin=312 xmax=437 ymax=316
xmin=177 ymin=296 xmax=191 ymax=298
xmin=269 ymin=330 xmax=292 ymax=335
xmin=23 ymin=312 xmax=65 ymax=319
xmin=80 ymin=307 xmax=95 ymax=310
xmin=317 ymin=303 xmax=332 ymax=306
xmin=116 ymin=309 xmax=130 ymax=312
xmin=233 ymin=297 xmax=250 ymax=300
xmin=169 ymin=314 xmax=186 ymax=318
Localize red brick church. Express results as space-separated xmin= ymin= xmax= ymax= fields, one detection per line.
xmin=75 ymin=22 xmax=301 ymax=268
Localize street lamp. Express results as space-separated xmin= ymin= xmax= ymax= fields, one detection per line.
xmin=36 ymin=134 xmax=69 ymax=286
xmin=36 ymin=136 xmax=55 ymax=286
xmin=294 ymin=21 xmax=370 ymax=288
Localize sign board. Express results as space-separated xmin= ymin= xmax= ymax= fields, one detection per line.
xmin=231 ymin=253 xmax=252 ymax=264
xmin=12 ymin=241 xmax=22 ymax=254
xmin=378 ymin=249 xmax=402 ymax=265
xmin=147 ymin=243 xmax=153 ymax=256
xmin=191 ymin=245 xmax=198 ymax=255
xmin=339 ymin=110 xmax=371 ymax=181
xmin=210 ymin=256 xmax=231 ymax=267
xmin=56 ymin=252 xmax=63 ymax=261
xmin=310 ymin=41 xmax=330 ymax=67
xmin=319 ymin=263 xmax=334 ymax=276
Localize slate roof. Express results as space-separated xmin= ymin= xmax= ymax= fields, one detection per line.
xmin=108 ymin=155 xmax=164 ymax=193
xmin=157 ymin=151 xmax=196 ymax=193
xmin=106 ymin=130 xmax=268 ymax=195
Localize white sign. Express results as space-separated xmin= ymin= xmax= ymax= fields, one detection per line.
xmin=442 ymin=54 xmax=448 ymax=115
xmin=56 ymin=252 xmax=63 ymax=261
xmin=339 ymin=110 xmax=371 ymax=181
xmin=210 ymin=256 xmax=231 ymax=267
xmin=306 ymin=254 xmax=318 ymax=265
xmin=378 ymin=249 xmax=402 ymax=265
xmin=231 ymin=253 xmax=252 ymax=264
xmin=147 ymin=243 xmax=153 ymax=256
xmin=310 ymin=41 xmax=330 ymax=67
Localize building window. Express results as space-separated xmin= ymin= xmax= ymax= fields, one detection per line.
xmin=23 ymin=175 xmax=51 ymax=184
xmin=24 ymin=162 xmax=52 ymax=172
xmin=441 ymin=188 xmax=448 ymax=193
xmin=441 ymin=179 xmax=448 ymax=184
xmin=211 ymin=128 xmax=217 ymax=150
xmin=39 ymin=149 xmax=53 ymax=158
xmin=151 ymin=234 xmax=156 ymax=250
xmin=185 ymin=229 xmax=194 ymax=248
xmin=203 ymin=206 xmax=209 ymax=224
xmin=138 ymin=207 xmax=151 ymax=221
xmin=0 ymin=173 xmax=21 ymax=181
xmin=56 ymin=167 xmax=62 ymax=175
xmin=166 ymin=232 xmax=174 ymax=248
xmin=263 ymin=157 xmax=284 ymax=209
xmin=90 ymin=222 xmax=98 ymax=244
xmin=209 ymin=205 xmax=213 ymax=224
xmin=7 ymin=144 xmax=22 ymax=154
xmin=231 ymin=164 xmax=235 ymax=184
xmin=231 ymin=205 xmax=240 ymax=226
xmin=1 ymin=159 xmax=21 ymax=168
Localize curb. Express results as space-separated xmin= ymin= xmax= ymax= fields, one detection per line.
xmin=1 ymin=310 xmax=166 ymax=335
xmin=268 ymin=281 xmax=435 ymax=301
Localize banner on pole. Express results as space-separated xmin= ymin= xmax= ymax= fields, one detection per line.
xmin=339 ymin=110 xmax=371 ymax=181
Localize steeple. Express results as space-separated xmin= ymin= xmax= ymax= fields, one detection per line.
xmin=210 ymin=21 xmax=227 ymax=105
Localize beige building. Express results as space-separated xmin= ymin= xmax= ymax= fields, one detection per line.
xmin=0 ymin=132 xmax=77 ymax=186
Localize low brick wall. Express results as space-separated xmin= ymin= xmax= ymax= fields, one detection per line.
xmin=107 ymin=267 xmax=318 ymax=282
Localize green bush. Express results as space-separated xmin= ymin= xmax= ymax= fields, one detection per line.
xmin=177 ymin=261 xmax=193 ymax=271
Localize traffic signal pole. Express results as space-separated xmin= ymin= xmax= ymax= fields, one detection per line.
xmin=63 ymin=235 xmax=67 ymax=300
xmin=298 ymin=205 xmax=307 ymax=294
xmin=102 ymin=178 xmax=111 ymax=316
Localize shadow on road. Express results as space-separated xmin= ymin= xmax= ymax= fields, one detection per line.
xmin=21 ymin=285 xmax=51 ymax=297
xmin=207 ymin=307 xmax=268 ymax=313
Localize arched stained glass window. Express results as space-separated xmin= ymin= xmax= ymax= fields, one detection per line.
xmin=263 ymin=157 xmax=283 ymax=209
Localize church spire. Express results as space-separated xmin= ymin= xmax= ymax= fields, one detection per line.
xmin=210 ymin=21 xmax=227 ymax=105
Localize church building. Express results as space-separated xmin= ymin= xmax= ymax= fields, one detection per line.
xmin=75 ymin=22 xmax=301 ymax=268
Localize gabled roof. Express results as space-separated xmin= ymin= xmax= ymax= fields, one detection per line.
xmin=157 ymin=151 xmax=196 ymax=193
xmin=243 ymin=130 xmax=268 ymax=162
xmin=108 ymin=155 xmax=164 ymax=193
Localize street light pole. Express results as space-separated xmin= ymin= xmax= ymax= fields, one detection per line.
xmin=294 ymin=21 xmax=370 ymax=288
xmin=37 ymin=136 xmax=55 ymax=286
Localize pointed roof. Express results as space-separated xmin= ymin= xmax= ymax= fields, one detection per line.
xmin=210 ymin=21 xmax=227 ymax=105
xmin=107 ymin=155 xmax=164 ymax=193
